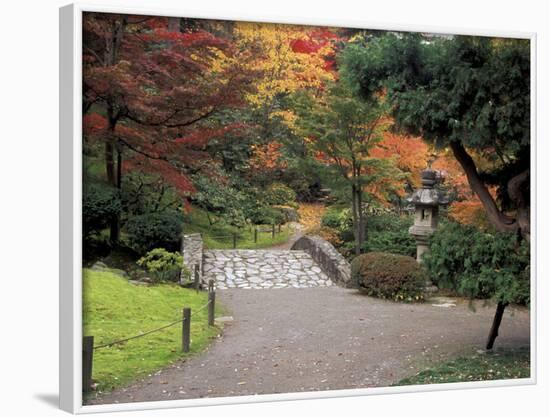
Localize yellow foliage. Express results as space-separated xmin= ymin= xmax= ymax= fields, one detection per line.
xmin=234 ymin=22 xmax=336 ymax=106
xmin=297 ymin=203 xmax=327 ymax=233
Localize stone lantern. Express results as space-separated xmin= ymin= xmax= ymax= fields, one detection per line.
xmin=408 ymin=168 xmax=445 ymax=263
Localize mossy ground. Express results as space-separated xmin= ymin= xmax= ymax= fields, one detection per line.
xmin=83 ymin=269 xmax=223 ymax=395
xmin=395 ymin=348 xmax=530 ymax=386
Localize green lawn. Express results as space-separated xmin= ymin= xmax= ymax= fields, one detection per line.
xmin=83 ymin=268 xmax=222 ymax=395
xmin=395 ymin=348 xmax=530 ymax=386
xmin=183 ymin=208 xmax=292 ymax=249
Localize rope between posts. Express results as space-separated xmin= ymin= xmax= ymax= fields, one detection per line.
xmin=93 ymin=317 xmax=186 ymax=350
xmin=194 ymin=299 xmax=212 ymax=314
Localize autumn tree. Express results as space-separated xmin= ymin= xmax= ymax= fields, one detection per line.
xmin=83 ymin=13 xmax=252 ymax=241
xmin=342 ymin=33 xmax=530 ymax=348
xmin=293 ymin=82 xmax=403 ymax=255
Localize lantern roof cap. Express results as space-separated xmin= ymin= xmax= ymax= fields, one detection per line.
xmin=407 ymin=169 xmax=448 ymax=206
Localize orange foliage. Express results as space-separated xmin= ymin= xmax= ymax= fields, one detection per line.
xmin=432 ymin=153 xmax=470 ymax=198
xmin=371 ymin=132 xmax=430 ymax=187
xmin=249 ymin=142 xmax=287 ymax=171
xmin=448 ymin=198 xmax=490 ymax=229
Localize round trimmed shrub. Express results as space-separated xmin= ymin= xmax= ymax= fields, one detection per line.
xmin=125 ymin=210 xmax=184 ymax=255
xmin=351 ymin=252 xmax=426 ymax=302
xmin=264 ymin=183 xmax=297 ymax=207
xmin=137 ymin=248 xmax=186 ymax=283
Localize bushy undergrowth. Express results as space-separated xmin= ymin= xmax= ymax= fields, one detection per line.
xmin=423 ymin=221 xmax=530 ymax=305
xmin=351 ymin=251 xmax=426 ymax=302
xmin=321 ymin=208 xmax=416 ymax=257
xmin=264 ymin=182 xmax=298 ymax=207
xmin=362 ymin=213 xmax=416 ymax=257
xmin=124 ymin=210 xmax=184 ymax=255
xmin=136 ymin=248 xmax=186 ymax=283
xmin=83 ymin=182 xmax=121 ymax=238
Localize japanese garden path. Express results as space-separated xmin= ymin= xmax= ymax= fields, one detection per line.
xmin=88 ymin=287 xmax=530 ymax=405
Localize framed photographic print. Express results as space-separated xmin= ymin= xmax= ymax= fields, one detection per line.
xmin=59 ymin=2 xmax=536 ymax=413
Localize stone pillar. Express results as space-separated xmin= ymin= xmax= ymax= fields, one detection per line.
xmin=408 ymin=169 xmax=442 ymax=263
xmin=408 ymin=169 xmax=447 ymax=293
xmin=181 ymin=233 xmax=203 ymax=284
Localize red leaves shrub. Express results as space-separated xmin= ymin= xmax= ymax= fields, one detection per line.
xmin=351 ymin=252 xmax=426 ymax=302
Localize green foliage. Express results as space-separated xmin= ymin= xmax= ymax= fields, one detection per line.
xmin=351 ymin=251 xmax=426 ymax=302
xmin=192 ymin=175 xmax=249 ymax=228
xmin=279 ymin=159 xmax=324 ymax=202
xmin=83 ymin=182 xmax=122 ymax=238
xmin=363 ymin=213 xmax=416 ymax=257
xmin=83 ymin=269 xmax=222 ymax=393
xmin=121 ymin=172 xmax=180 ymax=217
xmin=264 ymin=182 xmax=297 ymax=207
xmin=323 ymin=209 xmax=416 ymax=258
xmin=136 ymin=248 xmax=186 ymax=283
xmin=341 ymin=34 xmax=530 ymax=213
xmin=292 ymin=83 xmax=398 ymax=196
xmin=423 ymin=222 xmax=530 ymax=305
xmin=342 ymin=34 xmax=530 ymax=150
xmin=124 ymin=210 xmax=184 ymax=255
xmin=321 ymin=207 xmax=352 ymax=231
xmin=246 ymin=205 xmax=285 ymax=225
xmin=395 ymin=348 xmax=530 ymax=386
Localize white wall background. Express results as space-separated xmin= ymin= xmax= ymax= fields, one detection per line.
xmin=0 ymin=0 xmax=548 ymax=416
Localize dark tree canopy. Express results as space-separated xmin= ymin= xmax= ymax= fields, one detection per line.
xmin=341 ymin=34 xmax=531 ymax=241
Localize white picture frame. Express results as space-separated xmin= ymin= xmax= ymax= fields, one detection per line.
xmin=59 ymin=2 xmax=537 ymax=413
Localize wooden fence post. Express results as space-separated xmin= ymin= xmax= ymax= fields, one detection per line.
xmin=278 ymin=223 xmax=281 ymax=233
xmin=208 ymin=288 xmax=216 ymax=326
xmin=272 ymin=223 xmax=275 ymax=239
xmin=182 ymin=307 xmax=191 ymax=353
xmin=232 ymin=233 xmax=237 ymax=249
xmin=82 ymin=336 xmax=94 ymax=394
xmin=254 ymin=228 xmax=258 ymax=243
xmin=194 ymin=264 xmax=200 ymax=293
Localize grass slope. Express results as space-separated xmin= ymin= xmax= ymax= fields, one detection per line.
xmin=395 ymin=348 xmax=530 ymax=386
xmin=183 ymin=208 xmax=291 ymax=249
xmin=83 ymin=269 xmax=222 ymax=394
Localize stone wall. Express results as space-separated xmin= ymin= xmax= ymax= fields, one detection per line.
xmin=181 ymin=233 xmax=203 ymax=284
xmin=290 ymin=235 xmax=352 ymax=287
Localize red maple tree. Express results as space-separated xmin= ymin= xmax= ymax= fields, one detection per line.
xmin=83 ymin=13 xmax=253 ymax=240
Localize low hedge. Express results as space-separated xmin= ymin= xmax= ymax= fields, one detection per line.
xmin=351 ymin=251 xmax=426 ymax=302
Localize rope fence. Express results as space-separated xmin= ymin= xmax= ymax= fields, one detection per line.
xmin=207 ymin=223 xmax=285 ymax=248
xmin=82 ymin=280 xmax=217 ymax=394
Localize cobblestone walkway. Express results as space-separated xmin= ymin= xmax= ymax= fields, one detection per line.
xmin=203 ymin=249 xmax=333 ymax=289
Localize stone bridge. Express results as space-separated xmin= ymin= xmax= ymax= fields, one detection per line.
xmin=203 ymin=249 xmax=333 ymax=289
xmin=182 ymin=233 xmax=351 ymax=290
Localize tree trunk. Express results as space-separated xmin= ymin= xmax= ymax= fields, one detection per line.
xmin=108 ymin=147 xmax=122 ymax=244
xmin=486 ymin=302 xmax=508 ymax=350
xmin=357 ymin=186 xmax=366 ymax=248
xmin=105 ymin=141 xmax=116 ymax=185
xmin=450 ymin=141 xmax=518 ymax=233
xmin=351 ymin=184 xmax=360 ymax=256
xmin=116 ymin=147 xmax=122 ymax=190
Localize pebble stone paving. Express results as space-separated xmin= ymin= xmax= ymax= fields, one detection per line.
xmin=203 ymin=249 xmax=333 ymax=289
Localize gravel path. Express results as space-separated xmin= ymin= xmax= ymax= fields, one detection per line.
xmin=88 ymin=287 xmax=530 ymax=405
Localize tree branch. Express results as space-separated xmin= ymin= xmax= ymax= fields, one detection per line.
xmin=124 ymin=107 xmax=217 ymax=128
xmin=449 ymin=141 xmax=518 ymax=233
